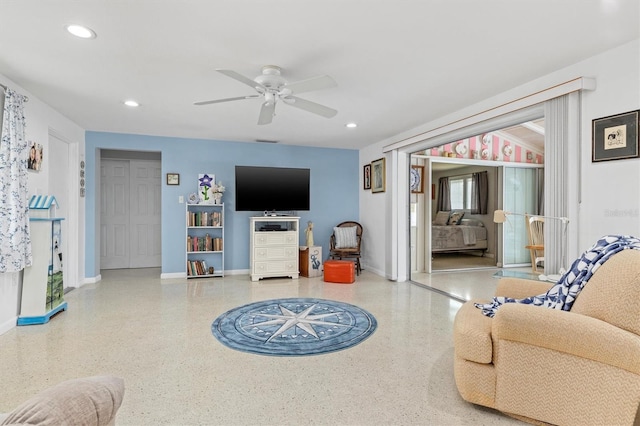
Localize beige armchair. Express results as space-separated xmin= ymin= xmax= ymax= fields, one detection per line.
xmin=453 ymin=249 xmax=640 ymax=426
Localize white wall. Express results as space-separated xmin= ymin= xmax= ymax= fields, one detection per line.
xmin=360 ymin=142 xmax=391 ymax=278
xmin=361 ymin=38 xmax=640 ymax=280
xmin=0 ymin=74 xmax=85 ymax=335
xmin=578 ymin=41 xmax=640 ymax=247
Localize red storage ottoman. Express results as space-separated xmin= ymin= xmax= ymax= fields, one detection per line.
xmin=323 ymin=260 xmax=355 ymax=284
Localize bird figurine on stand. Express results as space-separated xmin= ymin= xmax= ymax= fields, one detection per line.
xmin=305 ymin=221 xmax=314 ymax=247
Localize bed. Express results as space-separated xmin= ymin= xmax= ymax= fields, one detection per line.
xmin=431 ymin=217 xmax=488 ymax=253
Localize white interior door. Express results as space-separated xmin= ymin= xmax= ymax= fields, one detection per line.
xmin=101 ymin=159 xmax=130 ymax=269
xmin=101 ymin=159 xmax=161 ymax=270
xmin=128 ymin=160 xmax=161 ymax=268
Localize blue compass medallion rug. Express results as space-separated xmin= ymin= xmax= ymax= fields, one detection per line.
xmin=211 ymin=298 xmax=377 ymax=356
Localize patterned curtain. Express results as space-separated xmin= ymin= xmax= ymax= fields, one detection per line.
xmin=0 ymin=88 xmax=32 ymax=272
xmin=470 ymin=171 xmax=489 ymax=215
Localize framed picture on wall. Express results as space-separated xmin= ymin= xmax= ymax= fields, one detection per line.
xmin=166 ymin=173 xmax=180 ymax=185
xmin=363 ymin=164 xmax=371 ymax=190
xmin=27 ymin=141 xmax=43 ymax=172
xmin=592 ymin=110 xmax=639 ymax=162
xmin=371 ymin=157 xmax=385 ymax=193
xmin=410 ymin=165 xmax=424 ymax=194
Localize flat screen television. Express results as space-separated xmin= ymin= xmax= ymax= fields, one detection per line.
xmin=235 ymin=165 xmax=310 ymax=212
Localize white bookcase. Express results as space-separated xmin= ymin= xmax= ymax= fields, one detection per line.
xmin=250 ymin=216 xmax=300 ymax=281
xmin=186 ymin=203 xmax=224 ymax=278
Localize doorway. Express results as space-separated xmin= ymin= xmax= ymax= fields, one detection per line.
xmin=49 ymin=134 xmax=70 ymax=287
xmin=410 ymin=120 xmax=545 ymax=296
xmin=100 ymin=150 xmax=161 ymax=270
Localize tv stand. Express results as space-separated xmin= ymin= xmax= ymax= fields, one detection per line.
xmin=250 ymin=216 xmax=300 ymax=282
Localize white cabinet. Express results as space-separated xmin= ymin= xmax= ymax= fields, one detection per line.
xmin=19 ymin=218 xmax=67 ymax=325
xmin=250 ymin=216 xmax=300 ymax=281
xmin=186 ymin=203 xmax=224 ymax=278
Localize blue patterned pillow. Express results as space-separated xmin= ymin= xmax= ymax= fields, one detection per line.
xmin=334 ymin=226 xmax=358 ymax=248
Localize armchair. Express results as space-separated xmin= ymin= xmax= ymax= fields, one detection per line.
xmin=329 ymin=221 xmax=362 ymax=275
xmin=453 ymin=249 xmax=640 ymax=425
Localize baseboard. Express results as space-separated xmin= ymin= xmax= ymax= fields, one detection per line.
xmin=160 ymin=272 xmax=186 ymax=279
xmin=0 ymin=316 xmax=17 ymax=336
xmin=84 ymin=274 xmax=102 ymax=284
xmin=161 ymin=269 xmax=251 ymax=279
xmin=361 ymin=264 xmax=385 ymax=278
xmin=225 ymin=269 xmax=250 ymax=276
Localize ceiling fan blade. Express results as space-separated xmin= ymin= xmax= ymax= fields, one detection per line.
xmin=257 ymin=102 xmax=275 ymax=125
xmin=286 ymin=96 xmax=337 ymax=118
xmin=216 ymin=69 xmax=265 ymax=91
xmin=194 ymin=95 xmax=260 ymax=106
xmin=284 ymin=75 xmax=337 ymax=95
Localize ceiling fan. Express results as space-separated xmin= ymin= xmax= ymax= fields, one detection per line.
xmin=194 ymin=65 xmax=338 ymax=125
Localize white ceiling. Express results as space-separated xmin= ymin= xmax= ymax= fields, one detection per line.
xmin=0 ymin=1 xmax=638 ymax=150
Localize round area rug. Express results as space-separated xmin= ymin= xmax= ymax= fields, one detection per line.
xmin=211 ymin=298 xmax=377 ymax=356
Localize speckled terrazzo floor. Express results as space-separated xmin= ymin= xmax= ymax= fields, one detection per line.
xmin=0 ymin=268 xmax=523 ymax=425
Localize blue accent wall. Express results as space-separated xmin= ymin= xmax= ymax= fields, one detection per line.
xmin=85 ymin=132 xmax=359 ymax=277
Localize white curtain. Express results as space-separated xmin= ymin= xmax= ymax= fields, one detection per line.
xmin=0 ymin=88 xmax=32 ymax=272
xmin=544 ymin=93 xmax=580 ymax=274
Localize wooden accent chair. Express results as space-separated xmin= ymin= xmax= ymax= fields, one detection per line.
xmin=525 ymin=215 xmax=544 ymax=273
xmin=453 ymin=249 xmax=640 ymax=426
xmin=329 ymin=221 xmax=363 ymax=275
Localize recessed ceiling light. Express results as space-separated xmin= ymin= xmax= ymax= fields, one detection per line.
xmin=124 ymin=100 xmax=139 ymax=107
xmin=65 ymin=24 xmax=96 ymax=39
xmin=346 ymin=123 xmax=357 ymax=128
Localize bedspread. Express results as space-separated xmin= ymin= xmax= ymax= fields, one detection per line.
xmin=432 ymin=225 xmax=487 ymax=252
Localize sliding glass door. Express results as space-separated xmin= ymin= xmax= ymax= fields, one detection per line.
xmin=500 ymin=166 xmax=541 ymax=266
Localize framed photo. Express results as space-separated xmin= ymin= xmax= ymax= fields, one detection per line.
xmin=363 ymin=164 xmax=371 ymax=190
xmin=27 ymin=141 xmax=43 ymax=172
xmin=371 ymin=157 xmax=386 ymax=193
xmin=592 ymin=110 xmax=639 ymax=162
xmin=410 ymin=165 xmax=424 ymax=194
xmin=166 ymin=173 xmax=180 ymax=185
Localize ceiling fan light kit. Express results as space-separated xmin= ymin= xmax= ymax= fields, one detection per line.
xmin=195 ymin=65 xmax=338 ymax=125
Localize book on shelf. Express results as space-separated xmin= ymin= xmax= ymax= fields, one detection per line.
xmin=187 ymin=210 xmax=222 ymax=227
xmin=187 ymin=234 xmax=216 ymax=252
xmin=212 ymin=211 xmax=222 ymax=227
xmin=187 ymin=259 xmax=212 ymax=276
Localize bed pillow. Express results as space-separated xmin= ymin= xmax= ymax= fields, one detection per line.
xmin=447 ymin=211 xmax=465 ymax=225
xmin=433 ymin=211 xmax=450 ymax=226
xmin=334 ymin=226 xmax=358 ymax=248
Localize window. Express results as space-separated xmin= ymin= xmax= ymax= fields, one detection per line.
xmin=450 ymin=175 xmax=473 ymax=210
